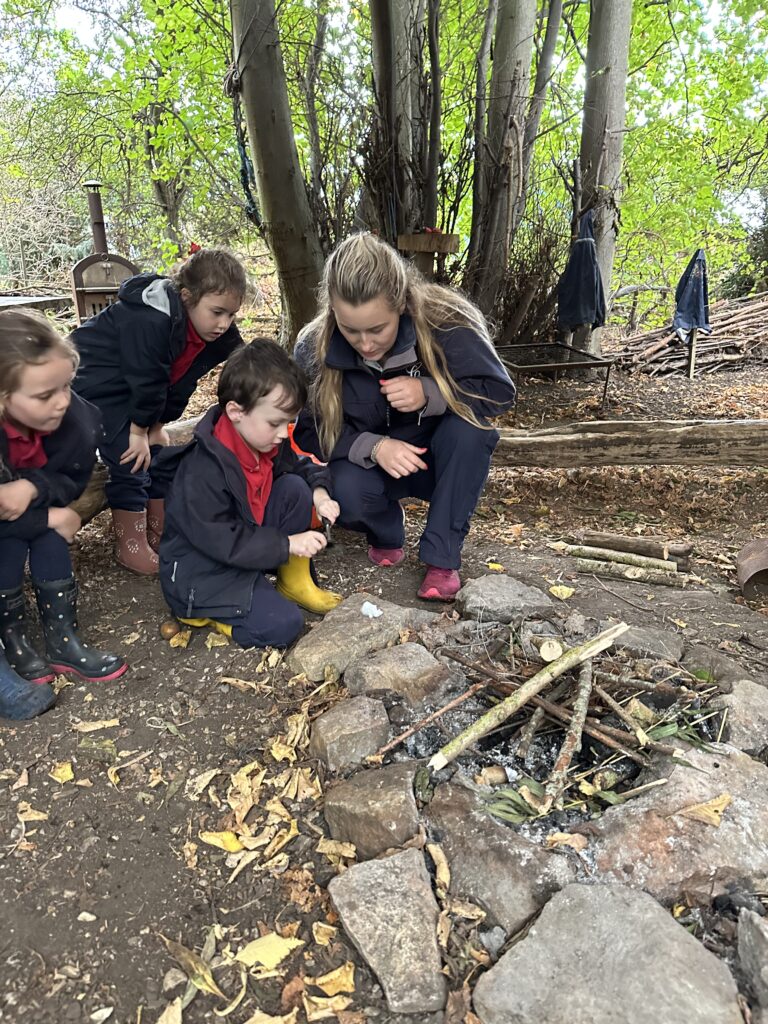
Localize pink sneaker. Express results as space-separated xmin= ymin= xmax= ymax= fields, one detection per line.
xmin=418 ymin=566 xmax=461 ymax=601
xmin=368 ymin=546 xmax=405 ymax=567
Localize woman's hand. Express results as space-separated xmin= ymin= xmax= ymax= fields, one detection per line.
xmin=374 ymin=439 xmax=428 ymax=479
xmin=313 ymin=488 xmax=340 ymax=525
xmin=148 ymin=423 xmax=171 ymax=447
xmin=48 ymin=506 xmax=82 ymax=543
xmin=289 ymin=530 xmax=328 ymax=558
xmin=120 ymin=427 xmax=151 ymax=473
xmin=0 ymin=479 xmax=37 ymax=520
xmin=380 ymin=376 xmax=426 ymax=413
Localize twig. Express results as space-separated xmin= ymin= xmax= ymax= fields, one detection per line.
xmin=428 ymin=622 xmax=629 ymax=770
xmin=583 ymin=717 xmax=678 ymax=756
xmin=593 ymin=681 xmax=650 ymax=745
xmin=367 ymin=682 xmax=487 ymax=761
xmin=517 ymin=707 xmax=545 ymax=760
xmin=543 ymin=660 xmax=593 ymax=810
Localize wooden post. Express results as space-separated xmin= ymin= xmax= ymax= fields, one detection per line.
xmin=687 ymin=328 xmax=698 ymax=379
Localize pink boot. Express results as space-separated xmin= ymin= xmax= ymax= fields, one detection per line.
xmin=368 ymin=546 xmax=405 ymax=567
xmin=418 ymin=566 xmax=461 ymax=601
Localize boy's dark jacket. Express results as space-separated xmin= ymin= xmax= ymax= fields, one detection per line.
xmin=154 ymin=406 xmax=331 ymax=619
xmin=72 ymin=274 xmax=242 ymax=442
xmin=0 ymin=393 xmax=100 ymax=541
xmin=292 ymin=315 xmax=515 ymax=461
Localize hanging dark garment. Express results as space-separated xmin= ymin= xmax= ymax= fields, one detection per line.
xmin=557 ymin=210 xmax=606 ymax=331
xmin=672 ymin=248 xmax=711 ymax=343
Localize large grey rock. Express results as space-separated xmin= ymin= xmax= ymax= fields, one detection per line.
xmin=714 ymin=680 xmax=768 ymax=753
xmin=614 ymin=624 xmax=684 ymax=663
xmin=324 ymin=763 xmax=420 ymax=859
xmin=288 ymin=593 xmax=438 ymax=682
xmin=308 ymin=697 xmax=390 ymax=771
xmin=456 ymin=574 xmax=553 ymax=625
xmin=345 ymin=643 xmax=460 ymax=710
xmin=739 ymin=909 xmax=768 ymax=1007
xmin=473 ymin=883 xmax=742 ymax=1024
xmin=328 ymin=848 xmax=447 ymax=1013
xmin=683 ymin=643 xmax=759 ymax=693
xmin=589 ymin=745 xmax=768 ymax=902
xmin=425 ymin=782 xmax=574 ymax=933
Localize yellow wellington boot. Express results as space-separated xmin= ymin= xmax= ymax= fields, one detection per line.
xmin=276 ymin=556 xmax=343 ymax=614
xmin=178 ymin=617 xmax=233 ymax=638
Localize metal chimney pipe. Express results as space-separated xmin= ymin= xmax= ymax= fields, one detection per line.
xmin=83 ymin=180 xmax=108 ymax=254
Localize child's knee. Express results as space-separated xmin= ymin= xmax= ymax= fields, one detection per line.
xmin=232 ymin=604 xmax=304 ymax=649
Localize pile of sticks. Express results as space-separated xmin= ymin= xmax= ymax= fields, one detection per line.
xmin=560 ymin=530 xmax=698 ymax=589
xmin=615 ymin=291 xmax=768 ymax=376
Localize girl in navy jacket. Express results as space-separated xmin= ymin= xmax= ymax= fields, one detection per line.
xmin=72 ymin=249 xmax=246 ymax=575
xmin=294 ymin=232 xmax=515 ymax=601
xmin=0 ymin=309 xmax=126 ymax=719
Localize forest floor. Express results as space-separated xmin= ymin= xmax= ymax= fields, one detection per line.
xmin=1 ymin=351 xmax=768 ymax=1024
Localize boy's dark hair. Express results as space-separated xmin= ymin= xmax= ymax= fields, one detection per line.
xmin=218 ymin=338 xmax=307 ymax=414
xmin=171 ymin=248 xmax=247 ymax=306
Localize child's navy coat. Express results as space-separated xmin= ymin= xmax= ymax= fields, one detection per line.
xmin=153 ymin=407 xmax=330 ymax=620
xmin=0 ymin=393 xmax=100 ymax=541
xmin=72 ymin=274 xmax=242 ymax=442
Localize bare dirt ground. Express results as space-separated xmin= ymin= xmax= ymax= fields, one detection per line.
xmin=1 ymin=355 xmax=767 ymax=1024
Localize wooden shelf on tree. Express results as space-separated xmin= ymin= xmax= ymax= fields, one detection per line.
xmin=397 ymin=232 xmax=459 ymax=277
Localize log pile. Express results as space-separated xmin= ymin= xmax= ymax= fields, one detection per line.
xmin=615 ymin=291 xmax=768 ymax=376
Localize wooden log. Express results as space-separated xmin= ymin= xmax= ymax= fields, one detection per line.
xmin=563 ymin=544 xmax=678 ymax=573
xmin=495 ymin=419 xmax=768 ymax=468
xmin=579 ymin=532 xmax=691 ymax=569
xmin=574 ymin=558 xmax=700 ymax=588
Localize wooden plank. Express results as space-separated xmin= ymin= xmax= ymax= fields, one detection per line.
xmin=397 ymin=232 xmax=460 ymax=254
xmin=495 ymin=419 xmax=768 ymax=468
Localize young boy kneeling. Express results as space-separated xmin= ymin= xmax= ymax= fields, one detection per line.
xmin=156 ymin=339 xmax=342 ymax=649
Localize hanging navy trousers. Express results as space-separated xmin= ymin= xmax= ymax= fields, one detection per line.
xmin=331 ymin=414 xmax=499 ymax=570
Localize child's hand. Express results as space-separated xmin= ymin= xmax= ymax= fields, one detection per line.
xmin=380 ymin=376 xmax=426 ymax=412
xmin=0 ymin=479 xmax=37 ymax=520
xmin=148 ymin=423 xmax=171 ymax=447
xmin=120 ymin=429 xmax=151 ymax=473
xmin=48 ymin=506 xmax=82 ymax=543
xmin=288 ymin=530 xmax=327 ymax=558
xmin=313 ymin=490 xmax=340 ymax=525
xmin=374 ymin=438 xmax=428 ymax=479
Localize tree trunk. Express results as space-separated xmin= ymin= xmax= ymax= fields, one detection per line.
xmin=578 ymin=0 xmax=633 ymax=354
xmin=231 ymin=0 xmax=324 ymax=344
xmin=468 ymin=0 xmax=537 ymax=314
xmin=495 ymin=419 xmax=768 ymax=467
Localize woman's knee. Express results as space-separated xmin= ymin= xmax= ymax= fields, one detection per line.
xmin=432 ymin=414 xmax=499 ymax=454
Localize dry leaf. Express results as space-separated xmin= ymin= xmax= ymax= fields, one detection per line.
xmin=16 ymin=801 xmax=48 ymax=822
xmin=544 ymin=832 xmax=589 ymax=852
xmin=11 ymin=768 xmax=29 ymax=790
xmin=336 ymin=1012 xmax=366 ymax=1024
xmin=199 ymin=830 xmax=245 ymax=853
xmin=236 ymin=933 xmax=304 ymax=970
xmin=426 ymin=843 xmax=451 ymax=892
xmin=436 ymin=909 xmax=451 ymax=949
xmin=302 ymin=993 xmax=352 ymax=1022
xmin=185 ymin=768 xmax=221 ymax=801
xmin=262 ymin=819 xmax=299 ymax=860
xmin=486 ymin=561 xmax=505 ymax=571
xmin=155 ymin=999 xmax=182 ymax=1024
xmin=122 ymin=631 xmax=140 ymax=645
xmin=183 ymin=841 xmax=198 ymax=869
xmin=316 ymin=837 xmax=356 ymax=860
xmin=280 ymin=974 xmax=306 ymax=1012
xmin=72 ymin=718 xmax=120 ymax=733
xmin=676 ymin=792 xmax=732 ymax=827
xmin=49 ymin=761 xmax=75 ymax=785
xmin=170 ymin=629 xmax=192 ymax=649
xmin=270 ymin=740 xmax=297 ymax=764
xmin=307 ymin=962 xmax=355 ymax=996
xmin=311 ymin=922 xmax=337 ymax=947
xmin=549 ymin=584 xmax=575 ymax=600
xmin=443 ymin=896 xmax=486 ymax=921
xmin=243 ymin=1010 xmax=299 ymax=1024
xmin=159 ymin=934 xmax=225 ymax=998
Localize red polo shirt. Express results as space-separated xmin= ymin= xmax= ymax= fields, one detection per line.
xmin=1 ymin=420 xmax=48 ymax=469
xmin=169 ymin=321 xmax=206 ymax=385
xmin=213 ymin=413 xmax=277 ymax=526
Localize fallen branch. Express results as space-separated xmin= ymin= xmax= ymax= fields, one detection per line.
xmin=428 ymin=622 xmax=629 ymax=771
xmin=563 ymin=544 xmax=678 ymax=573
xmin=542 ymin=660 xmax=593 ymax=810
xmin=593 ymin=681 xmax=650 ymax=746
xmin=579 ymin=531 xmax=692 ymax=569
xmin=367 ymin=682 xmax=487 ymax=761
xmin=574 ymin=558 xmax=701 ymax=588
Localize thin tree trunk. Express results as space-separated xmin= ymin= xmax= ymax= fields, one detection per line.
xmin=466 ymin=0 xmax=498 ymax=292
xmin=422 ymin=0 xmax=441 ymax=229
xmin=231 ymin=0 xmax=323 ymax=344
xmin=578 ymin=0 xmax=633 ymax=354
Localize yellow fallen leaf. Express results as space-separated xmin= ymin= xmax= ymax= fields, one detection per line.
xmin=544 ymin=832 xmax=589 ymax=852
xmin=264 ymin=796 xmax=293 ymax=821
xmin=155 ymin=999 xmax=182 ymax=1024
xmin=676 ymin=792 xmax=732 ymax=827
xmin=123 ymin=631 xmax=141 ymax=644
xmin=312 ymin=922 xmax=337 ymax=947
xmin=159 ymin=934 xmax=225 ymax=998
xmin=262 ymin=819 xmax=299 ymax=860
xmin=199 ymin=830 xmax=245 ymax=853
xmin=185 ymin=768 xmax=221 ymax=801
xmin=316 ymin=837 xmax=356 ymax=860
xmin=302 ymin=994 xmax=353 ymax=1022
xmin=486 ymin=561 xmax=505 ymax=572
xmin=270 ymin=740 xmax=297 ymax=763
xmin=426 ymin=843 xmax=450 ymax=891
xmin=444 ymin=896 xmax=486 ymax=921
xmin=549 ymin=584 xmax=575 ymax=600
xmin=16 ymin=801 xmax=48 ymax=822
xmin=242 ymin=1009 xmax=299 ymax=1024
xmin=49 ymin=762 xmax=75 ymax=785
xmin=205 ymin=631 xmax=230 ymax=649
xmin=307 ymin=961 xmax=355 ymax=996
xmin=235 ymin=933 xmax=304 ymax=970
xmin=169 ymin=629 xmax=191 ymax=649
xmin=72 ymin=718 xmax=120 ymax=733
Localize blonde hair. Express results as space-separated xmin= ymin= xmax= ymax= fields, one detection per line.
xmin=303 ymin=233 xmax=495 ymax=456
xmin=0 ymin=309 xmax=79 ymax=417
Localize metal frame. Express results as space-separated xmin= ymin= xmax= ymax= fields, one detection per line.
xmin=496 ymin=341 xmax=614 ymax=418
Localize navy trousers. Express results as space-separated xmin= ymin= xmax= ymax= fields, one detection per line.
xmin=0 ymin=530 xmax=73 ymax=588
xmin=98 ymin=423 xmax=166 ymax=511
xmin=216 ymin=474 xmax=310 ymax=649
xmin=332 ymin=414 xmax=499 ymax=569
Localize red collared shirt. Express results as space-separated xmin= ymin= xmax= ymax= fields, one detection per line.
xmin=169 ymin=321 xmax=207 ymax=385
xmin=1 ymin=420 xmax=48 ymax=469
xmin=213 ymin=413 xmax=277 ymax=526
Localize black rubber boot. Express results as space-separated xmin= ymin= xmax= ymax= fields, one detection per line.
xmin=0 ymin=586 xmax=55 ymax=684
xmin=34 ymin=578 xmax=128 ymax=683
xmin=0 ymin=646 xmax=56 ymax=721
